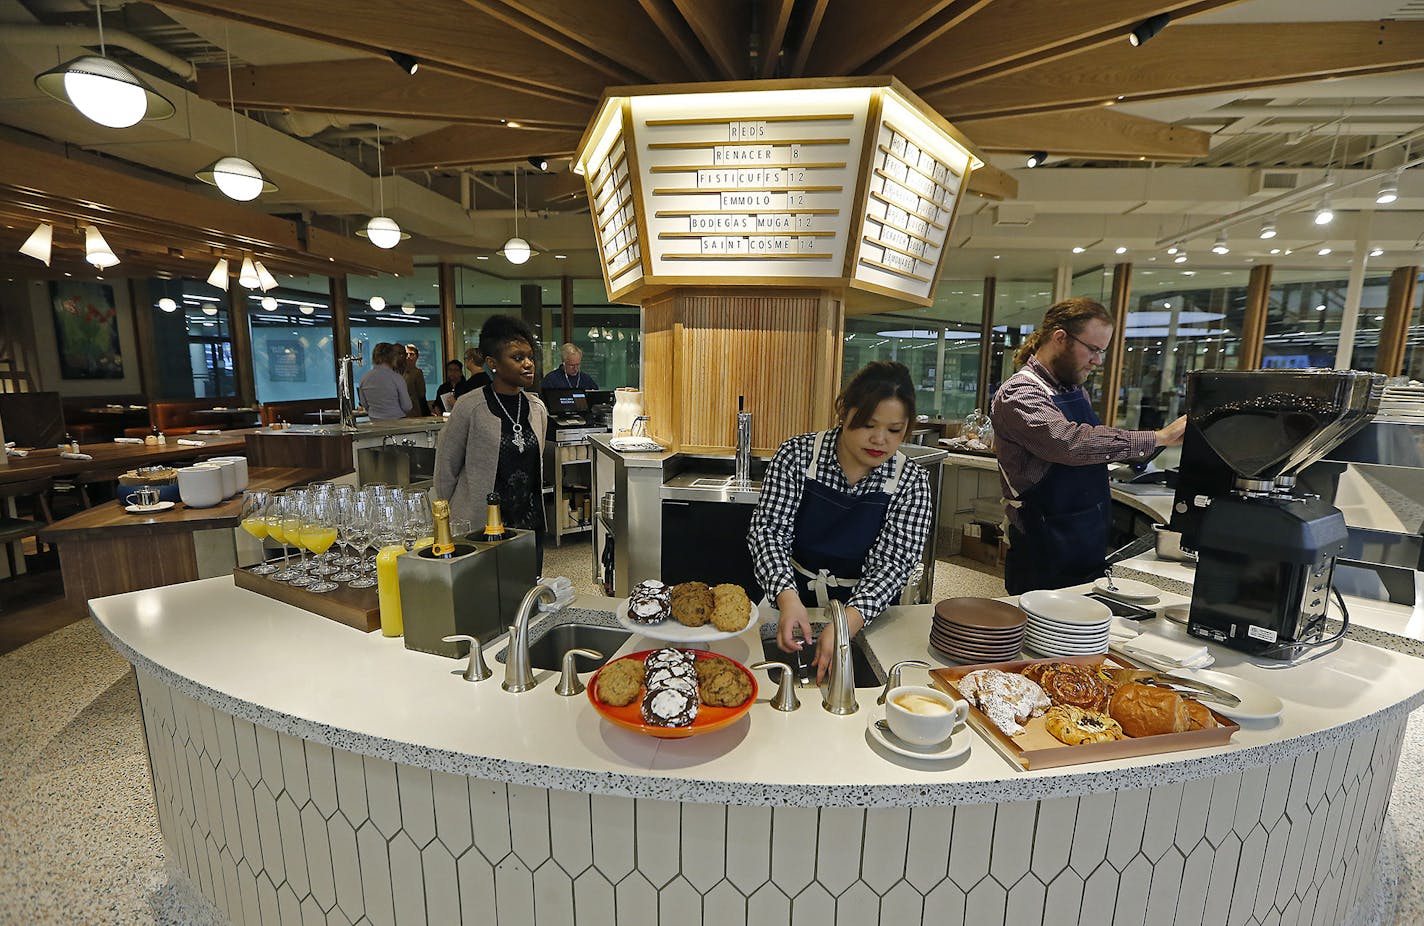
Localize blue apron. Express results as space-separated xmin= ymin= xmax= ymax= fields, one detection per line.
xmin=790 ymin=430 xmax=905 ymax=607
xmin=1001 ymin=368 xmax=1110 ymax=595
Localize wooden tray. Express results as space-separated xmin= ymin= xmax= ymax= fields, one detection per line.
xmin=930 ymin=654 xmax=1238 ymax=771
xmin=233 ymin=568 xmax=381 ymax=632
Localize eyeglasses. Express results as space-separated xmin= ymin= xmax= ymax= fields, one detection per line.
xmin=1064 ymin=330 xmax=1110 ymax=360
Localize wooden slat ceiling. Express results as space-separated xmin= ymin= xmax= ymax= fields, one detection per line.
xmin=154 ymin=0 xmax=1424 ymax=184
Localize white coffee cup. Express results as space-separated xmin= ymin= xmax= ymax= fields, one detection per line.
xmin=206 ymin=459 xmax=238 ymax=498
xmin=209 ymin=456 xmax=248 ymax=492
xmin=176 ymin=464 xmax=223 ymax=508
xmin=884 ymin=685 xmax=969 ymax=747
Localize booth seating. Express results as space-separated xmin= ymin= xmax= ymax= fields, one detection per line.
xmin=122 ymin=398 xmax=233 ymax=438
xmin=259 ymin=398 xmax=341 ymax=426
xmin=61 ymin=395 xmax=149 ymax=443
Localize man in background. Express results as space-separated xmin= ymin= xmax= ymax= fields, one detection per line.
xmin=403 ymin=344 xmax=430 ymax=416
xmin=541 ymin=343 xmax=597 ymax=389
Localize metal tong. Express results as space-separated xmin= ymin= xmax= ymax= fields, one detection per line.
xmin=1136 ymin=672 xmax=1241 ymax=707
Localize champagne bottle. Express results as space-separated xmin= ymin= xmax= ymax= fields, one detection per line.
xmin=481 ymin=492 xmax=506 ymax=542
xmin=430 ymin=499 xmax=456 ymax=558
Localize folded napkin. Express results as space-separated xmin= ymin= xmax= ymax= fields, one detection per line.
xmin=609 ymin=436 xmax=666 ymax=453
xmin=60 ymin=451 xmax=93 ymax=461
xmin=536 ymin=575 xmax=577 ymax=613
xmin=1113 ymin=634 xmax=1213 ymax=672
xmin=1108 ymin=616 xmax=1142 ymax=644
xmin=114 ymin=437 xmax=145 ymax=444
xmin=195 ymin=429 xmax=222 ymax=435
xmin=176 ymin=439 xmax=207 ymax=447
xmin=6 ymin=447 xmax=28 ymax=458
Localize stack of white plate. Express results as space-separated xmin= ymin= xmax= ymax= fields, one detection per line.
xmin=1377 ymin=382 xmax=1424 ymax=423
xmin=929 ymin=597 xmax=1026 ymax=664
xmin=1019 ymin=590 xmax=1113 ymax=656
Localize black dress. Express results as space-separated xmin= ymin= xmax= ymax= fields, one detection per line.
xmin=483 ymin=387 xmax=544 ymax=541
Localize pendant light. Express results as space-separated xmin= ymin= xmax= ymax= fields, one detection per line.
xmin=357 ymin=126 xmax=408 ymax=249
xmin=195 ymin=27 xmax=276 ymax=200
xmin=1258 ymin=219 xmax=1277 ymax=239
xmin=261 ymin=296 xmax=278 ymax=310
xmin=1210 ymin=232 xmax=1230 ymax=255
xmin=300 ymin=305 xmax=315 ymax=315
xmin=238 ymin=256 xmax=260 ymax=289
xmin=202 ymin=304 xmax=219 ymax=316
xmin=206 ymin=257 xmax=230 ymax=290
xmin=369 ymin=296 xmax=386 ymax=311
xmin=501 ymin=165 xmax=534 ymax=265
xmin=254 ymin=261 xmax=278 ymax=291
xmin=400 ymin=299 xmax=416 ymax=314
xmin=84 ymin=225 xmax=119 ymax=269
xmin=34 ymin=3 xmax=174 ymax=128
xmin=158 ymin=297 xmax=177 ymax=312
xmin=19 ymin=222 xmax=53 ymax=266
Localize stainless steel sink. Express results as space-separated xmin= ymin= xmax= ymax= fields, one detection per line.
xmin=496 ymin=623 xmax=631 ymax=672
xmin=758 ymin=623 xmax=884 ymax=689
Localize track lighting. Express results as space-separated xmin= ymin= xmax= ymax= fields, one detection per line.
xmin=1166 ymin=243 xmax=1179 ymax=255
xmin=1258 ymin=221 xmax=1276 ymax=239
xmin=1072 ymin=246 xmax=1085 ymax=254
xmin=1115 ymin=246 xmax=1128 ymax=255
xmin=1318 ymin=248 xmax=1332 ymax=256
xmin=1025 ymin=151 xmax=1047 ymax=168
xmin=1314 ymin=201 xmax=1334 ymax=225
xmin=19 ymin=222 xmax=53 ymax=266
xmin=207 ymin=258 xmax=230 ymax=291
xmin=1376 ymin=177 xmax=1399 ymax=205
xmin=1211 ymin=232 xmax=1229 ymax=255
xmin=84 ymin=225 xmax=119 ymax=269
xmin=1370 ymin=247 xmax=1385 ymax=257
xmin=1174 ymin=253 xmax=1187 ymax=263
xmin=528 ymin=156 xmax=549 ymax=172
xmin=386 ymin=51 xmax=419 ymax=75
xmin=1128 ymin=13 xmax=1171 ymax=47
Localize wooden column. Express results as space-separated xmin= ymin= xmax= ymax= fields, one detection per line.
xmin=128 ymin=278 xmax=160 ymax=398
xmin=329 ymin=274 xmax=350 ymax=366
xmin=561 ymin=275 xmax=575 ymax=345
xmin=438 ymin=262 xmax=457 ymax=363
xmin=1376 ymin=266 xmax=1419 ymax=376
xmin=228 ymin=270 xmax=255 ymax=404
xmin=1238 ymin=264 xmax=1273 ymax=370
xmin=1101 ymin=262 xmax=1132 ymax=427
xmin=976 ymin=276 xmax=996 ymax=412
xmin=640 ymin=287 xmax=843 ymax=454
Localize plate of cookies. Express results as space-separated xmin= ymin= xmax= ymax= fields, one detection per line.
xmin=616 ymin=580 xmax=757 ymax=642
xmin=929 ymin=654 xmax=1238 ymax=770
xmin=588 ymin=647 xmax=758 ymax=738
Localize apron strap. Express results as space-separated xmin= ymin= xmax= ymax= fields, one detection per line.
xmin=805 ymin=429 xmax=828 ymax=479
xmin=806 ymin=428 xmax=905 ymax=494
xmin=790 ymin=557 xmax=858 ymax=608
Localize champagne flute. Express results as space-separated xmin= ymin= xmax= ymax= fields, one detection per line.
xmin=302 ymin=496 xmax=341 ymax=593
xmin=266 ymin=492 xmax=297 ymax=580
xmin=345 ymin=493 xmax=377 ymax=589
xmin=401 ymin=491 xmax=434 ymax=551
xmin=285 ymin=493 xmax=315 ymax=587
xmin=241 ymin=489 xmax=278 ymax=575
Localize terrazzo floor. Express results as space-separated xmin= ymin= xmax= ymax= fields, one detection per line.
xmin=0 ymin=543 xmax=1418 ymax=924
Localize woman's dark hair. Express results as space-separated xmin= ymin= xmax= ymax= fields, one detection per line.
xmin=445 ymin=360 xmax=464 ymax=374
xmin=479 ymin=314 xmax=537 ymax=361
xmin=371 ymin=342 xmax=395 ymax=365
xmin=1015 ymin=297 xmax=1114 ymax=366
xmin=836 ymin=361 xmax=916 ymax=428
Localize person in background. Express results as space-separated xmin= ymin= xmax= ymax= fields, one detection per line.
xmin=990 ymin=297 xmax=1187 ymax=595
xmin=403 ymin=343 xmax=431 ymax=416
xmin=456 ymin=345 xmax=491 ymax=398
xmin=357 ymin=342 xmax=411 ymax=421
xmin=434 ymin=315 xmax=548 ymax=571
xmin=540 ymin=343 xmax=597 ymax=389
xmin=434 ymin=360 xmax=465 ymax=413
xmin=748 ymin=361 xmax=932 ymax=682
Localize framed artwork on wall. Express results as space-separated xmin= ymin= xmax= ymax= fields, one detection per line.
xmin=50 ymin=281 xmax=123 ymax=379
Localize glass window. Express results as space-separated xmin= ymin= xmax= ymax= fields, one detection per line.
xmin=246 ymin=276 xmax=337 ymax=403
xmin=988 ymin=278 xmax=1056 ymax=404
xmin=348 ymin=269 xmax=442 ymax=391
xmin=548 ymin=279 xmax=639 ymax=389
xmin=145 ymin=278 xmax=236 ymax=398
xmin=1404 ymin=271 xmax=1424 ymax=381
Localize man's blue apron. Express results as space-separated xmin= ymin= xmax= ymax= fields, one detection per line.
xmin=1001 ymin=367 xmax=1110 ymax=595
xmin=790 ymin=430 xmax=904 ymax=607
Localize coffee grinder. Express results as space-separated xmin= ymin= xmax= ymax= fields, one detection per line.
xmin=1170 ymin=369 xmax=1383 ymax=657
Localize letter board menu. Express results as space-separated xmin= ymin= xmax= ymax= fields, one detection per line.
xmin=583 ymin=115 xmax=643 ymax=296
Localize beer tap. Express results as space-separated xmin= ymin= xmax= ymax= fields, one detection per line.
xmin=337 ymin=338 xmax=364 ymax=432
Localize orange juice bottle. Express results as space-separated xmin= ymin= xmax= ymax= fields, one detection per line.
xmin=376 ymin=544 xmax=407 ymax=637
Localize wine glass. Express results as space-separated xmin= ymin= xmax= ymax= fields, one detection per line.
xmin=240 ymin=489 xmax=277 ymax=575
xmin=401 ymin=491 xmax=434 ymax=551
xmin=266 ymin=492 xmax=297 ymax=580
xmin=345 ymin=493 xmax=377 ymax=589
xmin=302 ymin=496 xmax=341 ymax=594
xmin=284 ymin=493 xmax=315 ymax=587
xmin=332 ymin=493 xmax=363 ymax=583
xmin=330 ymin=484 xmax=359 ymax=566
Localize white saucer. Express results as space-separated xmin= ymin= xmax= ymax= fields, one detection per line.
xmin=1094 ymin=577 xmax=1162 ymax=602
xmin=865 ymin=704 xmax=971 ymax=761
xmin=1170 ymin=668 xmax=1284 ymax=722
xmin=614 ymin=598 xmax=754 ymax=642
xmin=125 ymin=501 xmax=175 ymax=514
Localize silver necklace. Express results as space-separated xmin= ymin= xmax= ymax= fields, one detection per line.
xmin=491 ymin=388 xmax=526 ymax=451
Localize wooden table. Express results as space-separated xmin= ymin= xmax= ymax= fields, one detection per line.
xmin=0 ymin=431 xmax=253 ymax=486
xmin=38 ymin=465 xmax=329 ymax=607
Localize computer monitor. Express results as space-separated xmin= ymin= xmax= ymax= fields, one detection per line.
xmin=584 ymin=389 xmax=615 ymax=409
xmin=542 ymin=388 xmax=589 ymax=415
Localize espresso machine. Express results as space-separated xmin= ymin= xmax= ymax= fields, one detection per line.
xmin=1170 ymin=370 xmax=1384 ymax=658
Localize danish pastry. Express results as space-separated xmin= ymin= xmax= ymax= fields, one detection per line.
xmin=1043 ymin=705 xmax=1125 ymax=745
xmin=957 ymin=669 xmax=1052 ymax=736
xmin=1022 ymin=662 xmax=1116 ymax=712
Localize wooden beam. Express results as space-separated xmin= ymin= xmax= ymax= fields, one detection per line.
xmin=384 ymin=127 xmax=584 ymax=171
xmin=457 ymin=0 xmax=645 ymax=83
xmin=757 ymin=0 xmax=795 ymax=79
xmin=306 ymin=228 xmax=413 ymax=278
xmin=976 ymin=275 xmax=995 ymax=411
xmin=1102 ymin=262 xmax=1131 ymax=426
xmin=925 ymin=21 xmax=1424 ymax=118
xmin=635 ymin=0 xmax=720 ymax=81
xmin=959 ymin=110 xmax=1210 ymax=161
xmin=892 ymin=0 xmax=1244 ymax=93
xmin=804 ymin=0 xmax=991 ymax=76
xmin=964 ymin=163 xmax=1018 ymax=201
xmin=128 ymin=278 xmax=160 ymax=400
xmin=1239 ymin=264 xmax=1272 ymax=370
xmin=196 ymin=61 xmax=591 ymax=130
xmin=155 ymin=0 xmax=607 ymax=103
xmin=484 ymin=0 xmax=694 ymax=82
xmin=787 ymin=0 xmax=831 ymax=78
xmin=1377 ymin=266 xmax=1419 ymax=377
xmin=672 ymin=0 xmax=752 ymax=80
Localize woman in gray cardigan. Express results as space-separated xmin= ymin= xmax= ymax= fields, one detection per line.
xmin=434 ymin=315 xmax=549 ymax=564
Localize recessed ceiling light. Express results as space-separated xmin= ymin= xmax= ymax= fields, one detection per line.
xmin=1072 ymin=246 xmax=1085 ymax=254
xmin=1318 ymin=247 xmax=1332 ymax=256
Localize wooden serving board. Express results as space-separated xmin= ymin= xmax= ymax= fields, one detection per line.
xmin=233 ymin=568 xmax=381 ymax=633
xmin=930 ymin=654 xmax=1238 ymax=771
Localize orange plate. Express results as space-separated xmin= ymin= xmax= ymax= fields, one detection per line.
xmin=587 ymin=649 xmax=758 ymax=739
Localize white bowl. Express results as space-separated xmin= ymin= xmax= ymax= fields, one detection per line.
xmin=1019 ymin=590 xmax=1113 ymax=625
xmin=176 ymin=464 xmax=223 ymax=508
xmin=206 ymin=459 xmax=238 ymax=498
xmin=208 ymin=455 xmax=248 ymax=492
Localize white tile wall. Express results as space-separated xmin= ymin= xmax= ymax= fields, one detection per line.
xmin=136 ymin=668 xmax=1407 ymax=926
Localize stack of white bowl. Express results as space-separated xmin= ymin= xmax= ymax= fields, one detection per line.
xmin=1019 ymin=590 xmax=1113 ymax=657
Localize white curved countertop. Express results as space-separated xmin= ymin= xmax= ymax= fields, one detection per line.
xmin=89 ymin=576 xmax=1424 ymax=808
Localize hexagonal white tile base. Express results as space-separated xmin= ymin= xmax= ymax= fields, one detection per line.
xmin=136 ymin=669 xmax=1402 ymax=926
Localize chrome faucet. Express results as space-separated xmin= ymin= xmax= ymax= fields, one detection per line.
xmin=503 ymin=582 xmax=557 ymax=693
xmin=734 ymin=395 xmax=752 ymax=486
xmin=822 ymin=600 xmax=858 ymax=715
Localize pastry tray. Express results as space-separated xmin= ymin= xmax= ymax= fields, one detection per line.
xmin=930 ymin=654 xmax=1238 ymax=771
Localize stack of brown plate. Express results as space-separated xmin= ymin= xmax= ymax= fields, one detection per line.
xmin=929 ymin=597 xmax=1027 ymax=663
